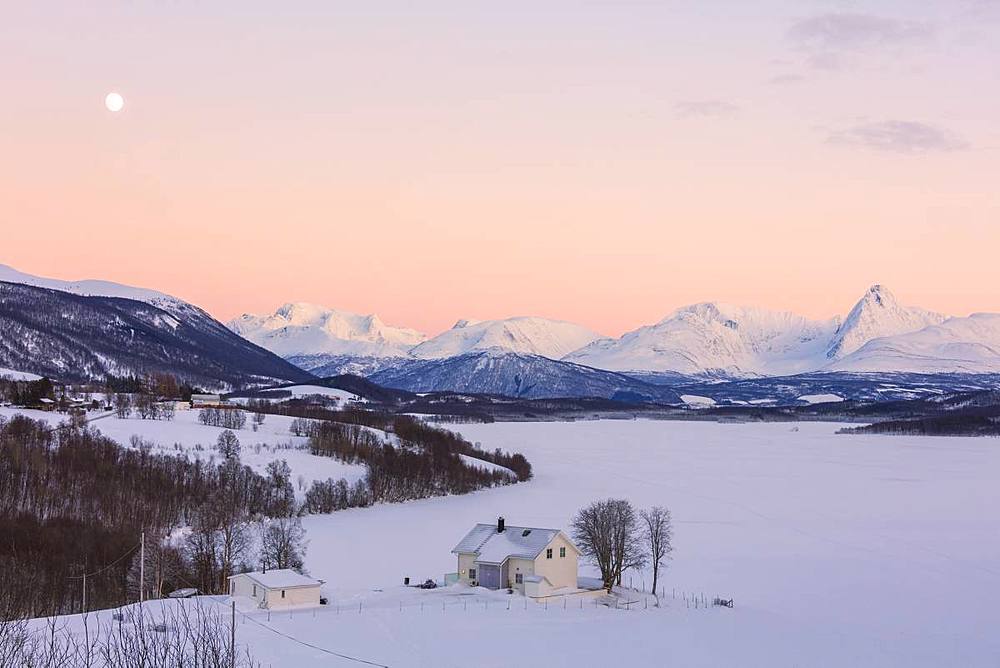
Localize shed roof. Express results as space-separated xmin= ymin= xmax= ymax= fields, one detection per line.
xmin=228 ymin=569 xmax=320 ymax=590
xmin=452 ymin=523 xmax=576 ymax=564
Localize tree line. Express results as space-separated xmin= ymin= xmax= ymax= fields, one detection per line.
xmin=248 ymin=399 xmax=533 ymax=481
xmin=0 ymin=414 xmax=298 ymax=619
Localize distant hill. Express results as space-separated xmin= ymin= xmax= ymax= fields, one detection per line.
xmin=369 ymin=350 xmax=680 ymax=403
xmin=0 ymin=281 xmax=312 ymax=388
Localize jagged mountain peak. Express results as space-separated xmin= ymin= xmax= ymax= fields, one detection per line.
xmin=826 ymin=284 xmax=945 ymax=359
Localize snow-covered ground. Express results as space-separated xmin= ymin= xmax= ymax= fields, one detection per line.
xmin=680 ymin=393 xmax=716 ymax=407
xmin=294 ymin=420 xmax=1000 ymax=667
xmin=0 ymin=366 xmax=42 ymax=380
xmin=797 ymin=393 xmax=844 ymax=404
xmin=17 ymin=419 xmax=1000 ymax=666
xmin=0 ymin=407 xmax=367 ymax=493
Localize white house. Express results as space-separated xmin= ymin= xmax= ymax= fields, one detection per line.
xmin=227 ymin=569 xmax=322 ymax=609
xmin=452 ymin=518 xmax=581 ymax=597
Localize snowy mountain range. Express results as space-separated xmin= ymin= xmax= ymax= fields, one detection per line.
xmin=228 ymin=308 xmax=602 ymax=367
xmin=229 ymin=285 xmax=1000 ymax=379
xmin=568 ymin=285 xmax=950 ymax=376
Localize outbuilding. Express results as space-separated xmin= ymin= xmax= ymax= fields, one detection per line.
xmin=191 ymin=394 xmax=224 ymax=408
xmin=227 ymin=569 xmax=322 ymax=609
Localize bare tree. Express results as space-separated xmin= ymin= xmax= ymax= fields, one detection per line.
xmin=217 ymin=430 xmax=240 ymax=460
xmin=259 ymin=516 xmax=308 ymax=571
xmin=0 ymin=601 xmax=262 ymax=667
xmin=114 ymin=393 xmax=132 ymax=419
xmin=640 ymin=506 xmax=673 ymax=602
xmin=571 ymin=498 xmax=646 ymax=591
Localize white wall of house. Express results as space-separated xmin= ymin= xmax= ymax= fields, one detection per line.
xmin=532 ymin=533 xmax=579 ymax=591
xmin=263 ymin=585 xmax=319 ymax=608
xmin=457 ymin=553 xmax=477 ymax=584
xmin=506 ymin=557 xmax=535 ymax=592
xmin=228 ymin=574 xmax=320 ymax=609
xmin=229 ymin=574 xmax=264 ymax=605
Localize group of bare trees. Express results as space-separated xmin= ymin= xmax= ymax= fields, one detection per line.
xmin=304 ymin=418 xmax=521 ymax=507
xmin=0 ymin=414 xmax=305 ymax=619
xmin=571 ymin=499 xmax=673 ymax=599
xmin=0 ymin=602 xmax=262 ymax=668
xmin=112 ymin=393 xmax=176 ymax=421
xmin=197 ymin=408 xmax=246 ymax=430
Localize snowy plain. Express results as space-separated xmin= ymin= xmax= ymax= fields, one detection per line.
xmin=295 ymin=420 xmax=1000 ymax=667
xmin=15 ymin=417 xmax=1000 ymax=666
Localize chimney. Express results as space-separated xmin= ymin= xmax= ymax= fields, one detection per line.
xmin=497 ymin=516 xmax=505 ymax=533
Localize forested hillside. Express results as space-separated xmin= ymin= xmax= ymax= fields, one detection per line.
xmin=0 ymin=281 xmax=312 ymax=388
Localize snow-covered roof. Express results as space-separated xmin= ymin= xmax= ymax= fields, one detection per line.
xmin=452 ymin=523 xmax=575 ymax=564
xmin=229 ymin=569 xmax=320 ymax=590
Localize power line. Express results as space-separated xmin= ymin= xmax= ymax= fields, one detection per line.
xmin=68 ymin=541 xmax=141 ymax=580
xmin=199 ymin=596 xmax=388 ymax=668
xmin=237 ymin=612 xmax=390 ymax=668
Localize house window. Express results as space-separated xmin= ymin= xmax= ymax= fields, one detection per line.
xmin=469 ymin=568 xmax=477 ymax=580
xmin=560 ymin=547 xmax=566 ymax=558
xmin=546 ymin=548 xmax=553 ymax=559
xmin=515 ymin=573 xmax=523 ymax=584
xmin=281 ymin=590 xmax=286 ymax=599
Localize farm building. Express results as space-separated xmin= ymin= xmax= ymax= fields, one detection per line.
xmin=191 ymin=393 xmax=224 ymax=407
xmin=452 ymin=518 xmax=581 ymax=597
xmin=228 ymin=569 xmax=322 ymax=609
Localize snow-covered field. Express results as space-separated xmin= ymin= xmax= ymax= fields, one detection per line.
xmin=17 ymin=419 xmax=1000 ymax=666
xmin=294 ymin=420 xmax=1000 ymax=667
xmin=0 ymin=407 xmax=367 ymax=492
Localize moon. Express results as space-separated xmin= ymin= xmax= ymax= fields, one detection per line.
xmin=104 ymin=92 xmax=125 ymax=113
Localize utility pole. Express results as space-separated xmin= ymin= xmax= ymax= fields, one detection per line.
xmin=139 ymin=531 xmax=145 ymax=604
xmin=230 ymin=600 xmax=236 ymax=668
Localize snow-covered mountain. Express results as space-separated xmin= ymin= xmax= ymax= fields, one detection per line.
xmin=830 ymin=313 xmax=1000 ymax=373
xmin=0 ymin=263 xmax=190 ymax=318
xmin=826 ymin=285 xmax=945 ymax=359
xmin=566 ymin=303 xmax=839 ymax=376
xmin=566 ymin=285 xmax=951 ymax=377
xmin=369 ymin=349 xmax=679 ymax=402
xmin=0 ymin=267 xmax=311 ymax=387
xmin=228 ymin=303 xmax=427 ymax=359
xmin=409 ymin=317 xmax=603 ymax=360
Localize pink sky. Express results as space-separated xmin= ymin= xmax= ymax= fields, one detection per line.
xmin=2 ymin=2 xmax=998 ymax=336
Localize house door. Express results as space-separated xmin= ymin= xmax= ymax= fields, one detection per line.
xmin=478 ymin=564 xmax=501 ymax=589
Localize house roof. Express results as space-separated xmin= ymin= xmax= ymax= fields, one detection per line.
xmin=228 ymin=569 xmax=320 ymax=590
xmin=452 ymin=523 xmax=578 ymax=564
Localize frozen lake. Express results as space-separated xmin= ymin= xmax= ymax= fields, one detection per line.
xmin=298 ymin=419 xmax=1000 ymax=666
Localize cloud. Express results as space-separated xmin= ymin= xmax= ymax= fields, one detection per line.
xmin=826 ymin=120 xmax=968 ymax=153
xmin=673 ymin=100 xmax=739 ymax=119
xmin=768 ymin=73 xmax=805 ymax=85
xmin=788 ymin=13 xmax=934 ymax=69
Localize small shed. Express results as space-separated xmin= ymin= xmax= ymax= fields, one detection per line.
xmin=228 ymin=569 xmax=322 ymax=609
